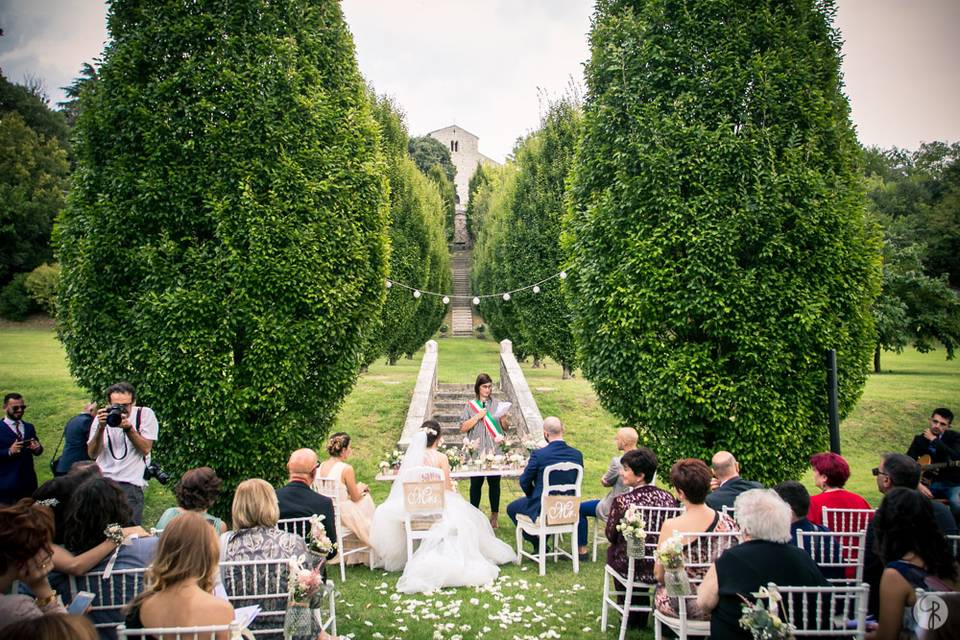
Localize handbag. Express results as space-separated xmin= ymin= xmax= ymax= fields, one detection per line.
xmin=49 ymin=428 xmax=66 ymax=475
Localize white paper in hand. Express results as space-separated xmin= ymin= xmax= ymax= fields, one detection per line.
xmin=493 ymin=402 xmax=512 ymax=419
xmin=233 ymin=605 xmax=261 ymax=628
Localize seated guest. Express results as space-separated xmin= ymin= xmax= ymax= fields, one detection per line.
xmin=52 ymin=477 xmax=158 ymax=632
xmin=34 ymin=473 xmax=147 ymax=577
xmin=906 ymin=407 xmax=959 ymax=518
xmin=705 ymin=451 xmax=762 ymax=512
xmin=866 ymin=454 xmax=959 ymax=617
xmin=277 ymin=449 xmax=336 ymax=559
xmin=154 ymin=466 xmax=226 ymax=534
xmin=605 ymin=447 xmax=678 ymax=629
xmin=316 ymin=433 xmax=375 ymax=564
xmin=871 ymin=488 xmax=959 ymax=640
xmin=125 ymin=512 xmax=234 ymax=639
xmin=654 ymin=458 xmax=738 ymax=621
xmin=773 ymin=481 xmax=843 ymax=581
xmin=807 ymin=452 xmax=871 ymax=526
xmin=0 ymin=500 xmax=67 ymax=626
xmin=0 ymin=613 xmax=98 ymax=640
xmin=578 ymin=427 xmax=639 ymax=558
xmin=223 ymin=478 xmax=309 ymax=562
xmin=696 ymin=489 xmax=830 ymax=639
xmin=52 ymin=403 xmax=97 ymax=476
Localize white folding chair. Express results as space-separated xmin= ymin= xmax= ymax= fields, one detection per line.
xmin=797 ymin=530 xmax=866 ymax=585
xmin=117 ymin=623 xmax=242 ymax=640
xmin=821 ymin=507 xmax=873 ymax=534
xmin=219 ymin=558 xmax=296 ymax=637
xmin=515 ymin=462 xmax=584 ymax=576
xmin=276 ymin=516 xmax=312 ymax=540
xmin=764 ymin=582 xmax=869 ymax=637
xmin=400 ymin=466 xmax=446 ymax=563
xmin=721 ymin=504 xmax=736 ymax=521
xmin=653 ymin=530 xmax=741 ymax=640
xmin=591 ymin=513 xmax=608 ymax=562
xmin=67 ymin=566 xmax=148 ymax=632
xmin=313 ymin=476 xmax=374 ymax=581
xmin=601 ymin=505 xmax=684 ymax=640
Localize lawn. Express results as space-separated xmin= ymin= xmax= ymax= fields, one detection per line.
xmin=1 ymin=324 xmax=958 ymax=639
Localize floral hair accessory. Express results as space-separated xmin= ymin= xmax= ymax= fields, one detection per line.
xmin=37 ymin=498 xmax=59 ymax=508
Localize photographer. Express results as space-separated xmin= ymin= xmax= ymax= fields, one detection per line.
xmin=86 ymin=382 xmax=159 ymax=524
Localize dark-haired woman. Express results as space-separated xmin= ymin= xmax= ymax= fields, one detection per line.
xmin=869 ymin=488 xmax=959 ymax=640
xmin=316 ymin=432 xmax=375 ymax=565
xmin=459 ymin=373 xmax=510 ymax=528
xmin=155 ymin=466 xmax=226 ymax=534
xmin=371 ymin=421 xmax=515 ymax=591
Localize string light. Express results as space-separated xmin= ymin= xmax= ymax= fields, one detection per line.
xmin=384 ymin=269 xmax=568 ymax=303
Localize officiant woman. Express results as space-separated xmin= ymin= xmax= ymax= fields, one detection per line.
xmin=459 ymin=373 xmax=509 ymax=529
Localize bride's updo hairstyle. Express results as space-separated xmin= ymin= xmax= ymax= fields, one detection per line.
xmin=327 ymin=432 xmax=351 ymax=457
xmin=421 ymin=420 xmax=442 ymax=447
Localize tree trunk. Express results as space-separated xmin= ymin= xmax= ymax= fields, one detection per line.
xmin=532 ymin=357 xmax=542 ymax=369
xmin=874 ymin=345 xmax=881 ymax=373
xmin=387 ymin=356 xmax=397 ymax=366
xmin=406 ymin=353 xmax=414 ymax=360
xmin=562 ymin=366 xmax=573 ymax=380
xmin=359 ymin=364 xmax=368 ymax=374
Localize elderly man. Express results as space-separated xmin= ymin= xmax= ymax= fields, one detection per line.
xmin=577 ymin=426 xmax=638 ymax=560
xmin=706 ymin=450 xmax=762 ymax=511
xmin=507 ymin=416 xmax=584 ymax=552
xmin=276 ymin=448 xmax=337 ymax=558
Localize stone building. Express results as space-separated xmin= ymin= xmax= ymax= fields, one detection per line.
xmin=425 ymin=125 xmax=499 ymax=209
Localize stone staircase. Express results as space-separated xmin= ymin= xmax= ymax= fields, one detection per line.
xmin=451 ymin=250 xmax=474 ymax=337
xmin=433 ymin=383 xmax=473 ymax=448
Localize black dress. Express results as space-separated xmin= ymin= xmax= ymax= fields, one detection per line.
xmin=711 ymin=539 xmax=830 ymax=640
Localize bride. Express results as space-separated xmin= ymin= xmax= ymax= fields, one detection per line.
xmin=370 ymin=420 xmax=516 ymax=593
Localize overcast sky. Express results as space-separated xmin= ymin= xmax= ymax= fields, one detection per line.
xmin=1 ymin=0 xmax=957 ymax=162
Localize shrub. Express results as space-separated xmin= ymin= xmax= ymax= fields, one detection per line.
xmin=24 ymin=263 xmax=59 ymax=316
xmin=56 ymin=0 xmax=389 ymax=512
xmin=0 ymin=273 xmax=36 ymax=321
xmin=565 ymin=0 xmax=881 ymax=483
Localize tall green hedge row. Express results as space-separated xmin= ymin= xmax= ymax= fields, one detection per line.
xmin=57 ymin=0 xmax=389 ymax=505
xmin=564 ymin=0 xmax=881 ymax=482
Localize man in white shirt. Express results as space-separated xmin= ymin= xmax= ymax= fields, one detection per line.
xmin=86 ymin=382 xmax=159 ymax=524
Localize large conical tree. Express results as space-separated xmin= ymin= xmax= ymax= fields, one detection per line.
xmin=57 ymin=0 xmax=389 ymax=505
xmin=565 ymin=0 xmax=881 ymax=482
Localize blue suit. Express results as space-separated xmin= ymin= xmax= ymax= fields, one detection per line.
xmin=508 ymin=439 xmax=583 ymax=544
xmin=53 ymin=413 xmax=94 ymax=476
xmin=0 ymin=420 xmax=43 ymax=505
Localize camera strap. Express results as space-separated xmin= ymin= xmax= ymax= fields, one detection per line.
xmin=105 ymin=407 xmax=144 ymax=461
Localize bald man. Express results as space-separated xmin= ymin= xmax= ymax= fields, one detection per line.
xmin=576 ymin=427 xmax=639 ymax=558
xmin=705 ymin=451 xmax=762 ymax=511
xmin=508 ymin=417 xmax=584 ymax=553
xmin=275 ymin=448 xmax=337 ymax=559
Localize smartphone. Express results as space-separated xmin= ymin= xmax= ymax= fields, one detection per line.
xmin=67 ymin=591 xmax=96 ymax=615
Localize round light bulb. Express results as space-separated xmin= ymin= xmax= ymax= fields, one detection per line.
xmin=532 ymin=285 xmax=540 ymax=294
xmin=472 ymin=297 xmax=480 ymax=306
xmin=413 ymin=290 xmax=421 ymax=298
xmin=502 ymin=293 xmax=511 ymax=301
xmin=559 ymin=271 xmax=567 ymax=280
xmin=442 ymin=296 xmax=450 ymax=305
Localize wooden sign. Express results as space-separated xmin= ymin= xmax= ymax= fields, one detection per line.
xmin=403 ymin=481 xmax=445 ymax=513
xmin=544 ymin=495 xmax=579 ymax=525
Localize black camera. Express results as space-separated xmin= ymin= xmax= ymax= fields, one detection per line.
xmin=105 ymin=404 xmax=127 ymax=428
xmin=143 ymin=462 xmax=171 ymax=485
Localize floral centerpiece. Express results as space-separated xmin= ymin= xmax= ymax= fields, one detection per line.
xmin=441 ymin=445 xmax=462 ymax=470
xmin=460 ymin=438 xmax=479 ymax=468
xmin=285 ymin=557 xmax=326 ymax=639
xmin=739 ymin=588 xmax=796 ymax=640
xmin=378 ymin=448 xmax=405 ymax=474
xmin=522 ymin=435 xmax=545 ymax=451
xmin=507 ymin=452 xmax=526 ymax=468
xmin=615 ymin=505 xmax=646 ymax=558
xmin=654 ymin=532 xmax=690 ymax=596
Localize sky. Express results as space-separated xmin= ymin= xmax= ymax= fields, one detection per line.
xmin=0 ymin=0 xmax=957 ymax=163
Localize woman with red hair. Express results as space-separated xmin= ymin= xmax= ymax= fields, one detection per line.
xmin=807 ymin=452 xmax=871 ymax=525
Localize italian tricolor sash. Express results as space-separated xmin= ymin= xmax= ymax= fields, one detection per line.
xmin=468 ymin=399 xmax=504 ymax=443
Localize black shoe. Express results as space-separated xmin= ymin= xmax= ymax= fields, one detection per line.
xmin=578 ymin=552 xmax=590 ymax=562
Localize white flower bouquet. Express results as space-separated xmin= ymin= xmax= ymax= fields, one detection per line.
xmin=655 ymin=532 xmax=690 ymax=596
xmin=739 ymin=588 xmax=796 ymax=640
xmin=615 ymin=505 xmax=646 ymax=557
xmin=306 ymin=514 xmax=336 ymax=557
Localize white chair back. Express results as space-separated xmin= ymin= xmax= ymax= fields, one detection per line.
xmin=720 ymin=504 xmax=736 ymax=521
xmin=276 ymin=516 xmax=312 ymax=540
xmin=117 ymin=623 xmax=241 ymax=640
xmin=312 ymin=474 xmax=374 ymax=581
xmin=797 ymin=530 xmax=866 ymax=585
xmin=635 ymin=505 xmax=685 ymax=555
xmin=821 ymin=507 xmax=873 ymax=534
xmin=68 ymin=567 xmax=148 ymax=631
xmin=538 ymin=462 xmax=584 ymax=524
xmin=763 ymin=582 xmax=868 ymax=637
xmin=674 ymin=530 xmax=741 ymax=586
xmin=219 ymin=557 xmax=295 ymax=636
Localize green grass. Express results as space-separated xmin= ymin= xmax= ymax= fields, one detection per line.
xmin=2 ymin=326 xmax=958 ymax=639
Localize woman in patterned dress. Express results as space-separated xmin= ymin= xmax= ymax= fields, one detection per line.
xmin=458 ymin=373 xmax=509 ymax=528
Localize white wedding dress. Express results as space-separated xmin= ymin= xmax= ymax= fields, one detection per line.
xmin=370 ymin=432 xmax=516 ymax=593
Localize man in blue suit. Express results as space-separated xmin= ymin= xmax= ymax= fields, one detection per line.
xmin=0 ymin=393 xmax=43 ymax=505
xmin=508 ymin=416 xmax=584 ymax=552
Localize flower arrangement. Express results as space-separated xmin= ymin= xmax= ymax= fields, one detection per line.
xmin=285 ymin=556 xmax=326 ymax=637
xmin=522 ymin=436 xmax=545 ymax=451
xmin=306 ymin=515 xmax=336 ymax=556
xmin=655 ymin=532 xmax=690 ymax=596
xmin=616 ymin=505 xmax=646 ymax=556
xmin=378 ymin=448 xmax=404 ymax=473
xmin=441 ymin=446 xmax=462 ymax=469
xmin=507 ymin=452 xmax=526 ymax=468
xmin=103 ymin=523 xmax=125 ymax=546
xmin=739 ymin=589 xmax=796 ymax=640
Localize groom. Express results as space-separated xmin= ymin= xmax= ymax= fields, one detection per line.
xmin=508 ymin=416 xmax=584 ymax=552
